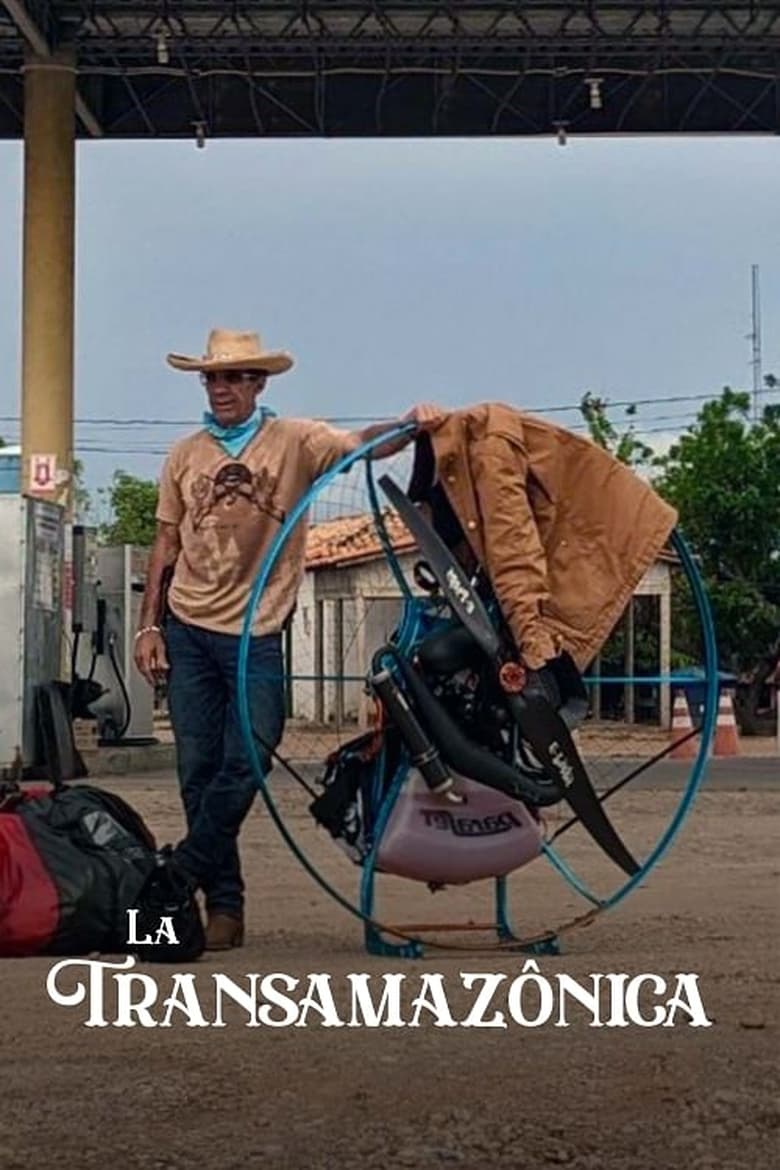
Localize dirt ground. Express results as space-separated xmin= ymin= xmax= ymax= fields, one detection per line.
xmin=1 ymin=772 xmax=778 ymax=1170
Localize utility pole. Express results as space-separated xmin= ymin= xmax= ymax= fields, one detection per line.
xmin=750 ymin=264 xmax=762 ymax=423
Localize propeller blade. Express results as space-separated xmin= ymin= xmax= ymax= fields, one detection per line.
xmin=378 ymin=474 xmax=500 ymax=658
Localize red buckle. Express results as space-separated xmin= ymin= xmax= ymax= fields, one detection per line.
xmin=499 ymin=661 xmax=526 ymax=693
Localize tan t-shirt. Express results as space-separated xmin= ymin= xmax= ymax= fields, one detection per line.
xmin=156 ymin=417 xmax=360 ymax=635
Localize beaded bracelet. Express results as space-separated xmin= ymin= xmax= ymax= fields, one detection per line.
xmin=134 ymin=625 xmax=162 ymax=641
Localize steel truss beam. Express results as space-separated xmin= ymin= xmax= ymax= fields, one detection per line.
xmin=0 ymin=0 xmax=101 ymax=133
xmin=0 ymin=3 xmax=778 ymax=137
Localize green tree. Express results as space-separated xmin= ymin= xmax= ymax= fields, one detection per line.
xmin=654 ymin=388 xmax=780 ymax=731
xmin=99 ymin=470 xmax=159 ymax=546
xmin=579 ymin=391 xmax=654 ymax=468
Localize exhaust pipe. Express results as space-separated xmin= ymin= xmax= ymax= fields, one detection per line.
xmin=369 ymin=668 xmax=461 ymax=801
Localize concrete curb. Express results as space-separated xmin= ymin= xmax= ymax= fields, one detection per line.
xmin=82 ymin=742 xmax=177 ymax=776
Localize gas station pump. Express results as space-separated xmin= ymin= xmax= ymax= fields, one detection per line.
xmin=0 ymin=445 xmax=156 ymax=778
xmin=0 ymin=450 xmax=66 ymax=773
xmin=70 ymin=531 xmax=155 ymax=745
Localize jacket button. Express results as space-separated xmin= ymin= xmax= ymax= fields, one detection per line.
xmin=467 ymin=520 xmax=477 ymax=530
xmin=447 ymin=475 xmax=456 ymax=484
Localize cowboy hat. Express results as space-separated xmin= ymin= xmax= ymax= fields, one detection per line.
xmin=166 ymin=327 xmax=294 ymax=375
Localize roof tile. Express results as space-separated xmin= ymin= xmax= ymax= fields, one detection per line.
xmin=306 ymin=510 xmax=415 ymax=568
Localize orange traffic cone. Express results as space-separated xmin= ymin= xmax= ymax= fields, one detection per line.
xmin=713 ymin=690 xmax=740 ymax=757
xmin=670 ymin=690 xmax=698 ymax=760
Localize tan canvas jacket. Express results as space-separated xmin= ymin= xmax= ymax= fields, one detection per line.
xmin=425 ymin=403 xmax=678 ymax=670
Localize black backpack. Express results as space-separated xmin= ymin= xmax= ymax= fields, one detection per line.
xmin=0 ymin=781 xmax=204 ymax=962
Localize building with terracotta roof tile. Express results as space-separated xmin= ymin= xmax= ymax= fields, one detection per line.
xmin=289 ymin=509 xmax=675 ymax=732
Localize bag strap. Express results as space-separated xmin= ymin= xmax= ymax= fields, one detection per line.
xmin=0 ymin=780 xmax=23 ymax=813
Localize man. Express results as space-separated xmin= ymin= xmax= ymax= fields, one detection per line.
xmin=135 ymin=326 xmax=441 ymax=949
xmin=406 ymin=401 xmax=678 ymax=708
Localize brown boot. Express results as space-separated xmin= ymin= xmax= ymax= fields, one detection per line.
xmin=205 ymin=911 xmax=244 ymax=951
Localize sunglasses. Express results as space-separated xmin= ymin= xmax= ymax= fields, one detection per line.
xmin=201 ymin=370 xmax=266 ymax=386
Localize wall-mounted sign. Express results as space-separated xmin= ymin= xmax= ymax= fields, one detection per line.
xmin=29 ymin=453 xmax=57 ymax=493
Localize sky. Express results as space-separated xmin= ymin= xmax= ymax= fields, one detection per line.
xmin=1 ymin=132 xmax=779 ymax=499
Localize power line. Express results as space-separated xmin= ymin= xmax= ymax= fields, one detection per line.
xmin=0 ymin=390 xmax=743 ymax=429
xmin=2 ymin=390 xmax=776 ymax=458
xmin=0 ymin=424 xmax=708 ymax=459
xmin=0 ymin=411 xmax=743 ymax=451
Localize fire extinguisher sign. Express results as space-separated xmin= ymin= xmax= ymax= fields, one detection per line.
xmin=29 ymin=453 xmax=57 ymax=493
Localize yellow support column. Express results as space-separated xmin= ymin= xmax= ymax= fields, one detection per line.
xmin=20 ymin=48 xmax=76 ymax=512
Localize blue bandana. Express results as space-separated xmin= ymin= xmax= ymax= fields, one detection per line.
xmin=202 ymin=405 xmax=276 ymax=458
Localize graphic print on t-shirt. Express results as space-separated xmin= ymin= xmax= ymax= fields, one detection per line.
xmin=189 ymin=462 xmax=286 ymax=531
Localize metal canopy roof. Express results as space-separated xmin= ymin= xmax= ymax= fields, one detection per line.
xmin=1 ymin=3 xmax=779 ymax=139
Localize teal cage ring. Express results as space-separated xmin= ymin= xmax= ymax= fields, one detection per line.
xmin=237 ymin=428 xmax=719 ymax=958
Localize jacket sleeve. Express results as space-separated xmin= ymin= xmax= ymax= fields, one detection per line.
xmin=470 ymin=433 xmax=560 ymax=670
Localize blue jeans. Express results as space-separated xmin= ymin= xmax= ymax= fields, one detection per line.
xmin=165 ymin=613 xmax=286 ymax=916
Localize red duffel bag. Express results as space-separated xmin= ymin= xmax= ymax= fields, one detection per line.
xmin=0 ymin=780 xmax=204 ymax=961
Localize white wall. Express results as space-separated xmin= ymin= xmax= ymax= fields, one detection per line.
xmin=288 ymin=551 xmax=419 ymax=726
xmin=288 ymin=569 xmax=317 ymax=720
